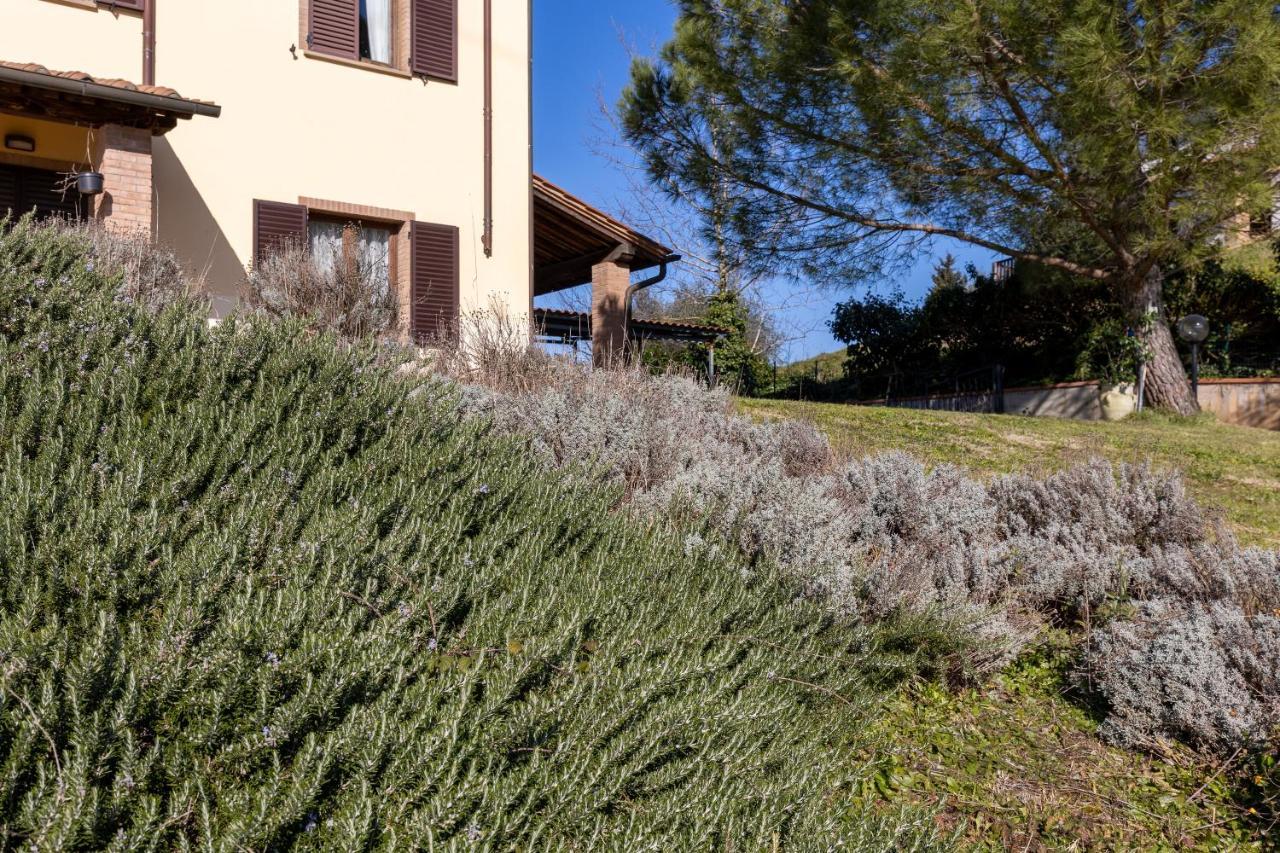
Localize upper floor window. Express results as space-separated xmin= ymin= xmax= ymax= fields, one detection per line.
xmin=359 ymin=0 xmax=392 ymax=65
xmin=306 ymin=0 xmax=456 ymax=82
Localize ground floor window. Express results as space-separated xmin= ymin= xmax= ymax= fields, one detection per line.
xmin=308 ymin=218 xmax=393 ymax=294
xmin=0 ymin=164 xmax=88 ymax=222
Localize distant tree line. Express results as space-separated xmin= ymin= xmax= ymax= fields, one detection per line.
xmin=808 ymin=244 xmax=1280 ymax=403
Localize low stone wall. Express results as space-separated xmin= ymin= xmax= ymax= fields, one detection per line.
xmin=1004 ymin=381 xmax=1102 ymax=421
xmin=1003 ymin=378 xmax=1279 ymax=429
xmin=1196 ymin=378 xmax=1280 ymax=430
xmin=874 ymin=378 xmax=1279 ymax=429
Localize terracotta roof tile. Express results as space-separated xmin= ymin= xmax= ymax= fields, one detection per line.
xmin=0 ymin=60 xmax=215 ymax=107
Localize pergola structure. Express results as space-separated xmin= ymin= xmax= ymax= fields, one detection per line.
xmin=533 ymin=174 xmax=727 ymax=365
xmin=533 ymin=306 xmax=728 ymax=376
xmin=0 ymin=61 xmax=219 ymax=235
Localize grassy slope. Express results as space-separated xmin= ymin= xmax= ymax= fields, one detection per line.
xmin=745 ymin=397 xmax=1278 ymax=847
xmin=741 ymin=399 xmax=1280 ymax=548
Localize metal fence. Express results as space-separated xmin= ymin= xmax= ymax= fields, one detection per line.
xmin=869 ymin=364 xmax=1007 ymax=414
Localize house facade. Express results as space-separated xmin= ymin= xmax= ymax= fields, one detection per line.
xmin=1 ymin=0 xmax=718 ymax=359
xmin=1 ymin=0 xmax=531 ymax=336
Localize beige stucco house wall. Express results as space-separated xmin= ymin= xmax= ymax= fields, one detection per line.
xmin=0 ymin=0 xmax=532 ymax=327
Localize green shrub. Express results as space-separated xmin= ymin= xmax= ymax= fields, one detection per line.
xmin=0 ymin=220 xmax=944 ymax=848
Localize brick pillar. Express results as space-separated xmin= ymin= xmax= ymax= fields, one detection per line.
xmin=591 ymin=256 xmax=632 ymax=367
xmin=93 ymin=124 xmax=154 ymax=235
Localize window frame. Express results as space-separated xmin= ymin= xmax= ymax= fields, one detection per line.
xmin=306 ymin=213 xmax=398 ymax=297
xmin=301 ymin=0 xmax=412 ymax=78
xmin=98 ymin=0 xmax=146 ymax=12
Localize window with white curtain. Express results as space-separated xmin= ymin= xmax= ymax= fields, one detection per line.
xmin=359 ymin=0 xmax=393 ymax=65
xmin=308 ymin=219 xmax=392 ymax=295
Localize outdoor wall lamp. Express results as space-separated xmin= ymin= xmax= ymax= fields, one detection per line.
xmin=4 ymin=134 xmax=35 ymax=152
xmin=1177 ymin=314 xmax=1209 ymax=397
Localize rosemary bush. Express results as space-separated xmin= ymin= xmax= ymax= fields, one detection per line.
xmin=0 ymin=221 xmax=944 ymax=849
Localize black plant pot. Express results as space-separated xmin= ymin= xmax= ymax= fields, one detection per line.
xmin=76 ymin=171 xmax=104 ymax=195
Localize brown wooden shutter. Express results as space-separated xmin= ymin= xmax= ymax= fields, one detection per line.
xmin=253 ymin=200 xmax=308 ymax=264
xmin=308 ymin=0 xmax=359 ymax=60
xmin=0 ymin=167 xmax=19 ymax=220
xmin=100 ymin=0 xmax=146 ymax=11
xmin=0 ymin=165 xmax=84 ymax=222
xmin=410 ymin=0 xmax=457 ymax=81
xmin=409 ymin=221 xmax=459 ymax=342
xmin=24 ymin=168 xmax=84 ymax=220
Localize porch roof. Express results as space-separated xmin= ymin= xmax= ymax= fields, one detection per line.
xmin=0 ymin=61 xmax=220 ymax=133
xmin=534 ymin=307 xmax=729 ymax=345
xmin=533 ymin=174 xmax=673 ymax=295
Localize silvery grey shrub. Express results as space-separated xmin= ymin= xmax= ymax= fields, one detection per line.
xmin=1084 ymin=598 xmax=1280 ymax=752
xmin=452 ymin=355 xmax=1280 ymax=754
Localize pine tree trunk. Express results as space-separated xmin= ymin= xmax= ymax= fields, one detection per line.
xmin=1124 ymin=265 xmax=1199 ymax=415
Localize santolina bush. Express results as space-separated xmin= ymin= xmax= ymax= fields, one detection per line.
xmin=0 ymin=220 xmax=947 ymax=848
xmin=448 ymin=340 xmax=1280 ymax=755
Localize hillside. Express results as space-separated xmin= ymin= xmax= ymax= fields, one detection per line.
xmin=777 ymin=348 xmax=848 ymax=383
xmin=0 ymin=222 xmax=941 ymax=848
xmin=2 ymin=221 xmax=1275 ymax=849
xmin=742 ymin=398 xmax=1280 ymax=548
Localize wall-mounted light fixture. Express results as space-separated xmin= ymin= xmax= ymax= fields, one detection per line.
xmin=4 ymin=134 xmax=36 ymax=153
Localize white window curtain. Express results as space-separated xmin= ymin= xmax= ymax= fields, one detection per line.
xmin=308 ymin=220 xmax=345 ymax=277
xmin=309 ymin=221 xmax=392 ymax=293
xmin=356 ymin=227 xmax=392 ymax=295
xmin=365 ymin=0 xmax=393 ymax=64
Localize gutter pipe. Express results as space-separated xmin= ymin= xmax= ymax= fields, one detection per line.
xmin=623 ymin=253 xmax=682 ymax=333
xmin=482 ymin=0 xmax=493 ymax=257
xmin=143 ymin=0 xmax=156 ymax=86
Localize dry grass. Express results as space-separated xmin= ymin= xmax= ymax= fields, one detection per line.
xmin=33 ymin=218 xmax=196 ymax=311
xmin=244 ymin=237 xmax=399 ymax=340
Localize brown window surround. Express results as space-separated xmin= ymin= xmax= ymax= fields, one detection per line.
xmin=299 ymin=196 xmax=416 ymax=333
xmin=299 ymin=0 xmax=413 ymax=78
xmin=41 ymin=0 xmax=144 ymax=12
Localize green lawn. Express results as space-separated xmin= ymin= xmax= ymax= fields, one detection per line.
xmin=740 ymin=399 xmax=1280 ymax=548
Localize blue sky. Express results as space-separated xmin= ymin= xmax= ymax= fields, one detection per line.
xmin=532 ymin=1 xmax=997 ymax=362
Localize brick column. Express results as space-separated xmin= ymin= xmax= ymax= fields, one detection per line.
xmin=591 ymin=254 xmax=632 ymax=367
xmin=93 ymin=124 xmax=154 ymax=236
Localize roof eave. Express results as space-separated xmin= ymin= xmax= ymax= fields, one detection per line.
xmin=0 ymin=65 xmax=221 ymax=120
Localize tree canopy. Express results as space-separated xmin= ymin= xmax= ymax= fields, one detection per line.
xmin=622 ymin=0 xmax=1280 ymax=412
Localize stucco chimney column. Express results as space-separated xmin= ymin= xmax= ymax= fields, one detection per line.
xmin=92 ymin=124 xmax=154 ymax=236
xmin=591 ymin=253 xmax=633 ymax=367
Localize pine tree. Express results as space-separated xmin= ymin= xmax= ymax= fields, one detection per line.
xmin=929 ymin=254 xmax=968 ymax=295
xmin=622 ymin=0 xmax=1280 ymax=414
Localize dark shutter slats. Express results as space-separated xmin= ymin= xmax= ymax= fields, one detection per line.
xmin=411 ymin=0 xmax=457 ymax=81
xmin=24 ymin=170 xmax=82 ymax=220
xmin=100 ymin=0 xmax=146 ymax=11
xmin=309 ymin=0 xmax=359 ymax=60
xmin=253 ymin=200 xmax=308 ymax=264
xmin=0 ymin=165 xmax=83 ymax=221
xmin=409 ymin=221 xmax=459 ymax=342
xmin=0 ymin=167 xmax=19 ymax=219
